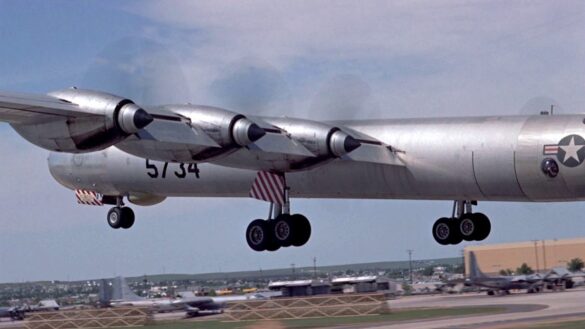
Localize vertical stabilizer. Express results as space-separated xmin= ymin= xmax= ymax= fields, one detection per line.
xmin=111 ymin=277 xmax=145 ymax=301
xmin=98 ymin=279 xmax=112 ymax=306
xmin=469 ymin=251 xmax=489 ymax=280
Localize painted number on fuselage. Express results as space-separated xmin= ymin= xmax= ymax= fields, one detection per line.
xmin=145 ymin=160 xmax=200 ymax=179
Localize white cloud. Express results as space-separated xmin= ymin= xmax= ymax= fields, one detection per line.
xmin=115 ymin=0 xmax=585 ymax=119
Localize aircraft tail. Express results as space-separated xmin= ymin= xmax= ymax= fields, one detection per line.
xmin=468 ymin=251 xmax=489 ymax=280
xmin=98 ymin=279 xmax=112 ymax=306
xmin=111 ymin=276 xmax=145 ymax=302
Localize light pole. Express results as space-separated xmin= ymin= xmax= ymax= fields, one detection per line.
xmin=313 ymin=257 xmax=317 ymax=279
xmin=542 ymin=240 xmax=547 ymax=271
xmin=407 ymin=249 xmax=414 ymax=283
xmin=532 ymin=240 xmax=540 ymax=273
xmin=461 ymin=249 xmax=465 ymax=277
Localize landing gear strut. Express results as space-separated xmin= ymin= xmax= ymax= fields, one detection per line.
xmin=246 ymin=186 xmax=311 ymax=252
xmin=432 ymin=200 xmax=491 ymax=245
xmin=107 ymin=196 xmax=135 ymax=229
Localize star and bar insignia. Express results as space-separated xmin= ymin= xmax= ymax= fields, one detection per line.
xmin=543 ymin=134 xmax=585 ymax=168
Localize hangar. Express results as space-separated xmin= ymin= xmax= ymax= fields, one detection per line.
xmin=464 ymin=237 xmax=585 ymax=275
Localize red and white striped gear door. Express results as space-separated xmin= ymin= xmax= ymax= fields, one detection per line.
xmin=249 ymin=171 xmax=285 ymax=205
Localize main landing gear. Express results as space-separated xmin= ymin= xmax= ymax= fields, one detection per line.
xmin=245 ymin=188 xmax=312 ymax=252
xmin=106 ymin=196 xmax=135 ymax=229
xmin=432 ymin=200 xmax=491 ymax=245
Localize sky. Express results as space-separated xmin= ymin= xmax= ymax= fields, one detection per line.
xmin=1 ymin=0 xmax=585 ymax=283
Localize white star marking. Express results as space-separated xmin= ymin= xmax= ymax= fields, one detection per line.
xmin=560 ymin=136 xmax=584 ymax=164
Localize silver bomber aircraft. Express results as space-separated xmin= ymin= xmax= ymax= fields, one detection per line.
xmin=0 ymin=88 xmax=583 ymax=251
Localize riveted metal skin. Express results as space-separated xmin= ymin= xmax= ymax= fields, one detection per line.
xmin=213 ymin=117 xmax=361 ymax=171
xmin=12 ymin=89 xmax=152 ymax=152
xmin=115 ymin=104 xmax=265 ymax=163
xmin=48 ymin=114 xmax=585 ymax=203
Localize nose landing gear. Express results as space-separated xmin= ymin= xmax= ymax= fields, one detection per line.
xmin=106 ymin=196 xmax=135 ymax=229
xmin=432 ymin=200 xmax=491 ymax=245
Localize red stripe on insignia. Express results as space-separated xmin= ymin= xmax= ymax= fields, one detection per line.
xmin=543 ymin=145 xmax=559 ymax=155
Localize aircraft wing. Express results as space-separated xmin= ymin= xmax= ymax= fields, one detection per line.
xmin=173 ymin=296 xmax=223 ymax=313
xmin=338 ymin=126 xmax=405 ymax=166
xmin=1 ymin=88 xmax=406 ymax=173
xmin=0 ymin=91 xmax=96 ymax=124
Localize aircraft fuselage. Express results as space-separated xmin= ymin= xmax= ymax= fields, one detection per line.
xmin=48 ymin=114 xmax=585 ymax=202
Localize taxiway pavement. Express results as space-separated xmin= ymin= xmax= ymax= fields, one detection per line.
xmin=368 ymin=287 xmax=585 ymax=328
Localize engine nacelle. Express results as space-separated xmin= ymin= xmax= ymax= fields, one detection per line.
xmin=12 ymin=88 xmax=153 ymax=152
xmin=171 ymin=105 xmax=265 ymax=160
xmin=268 ymin=117 xmax=361 ymax=159
xmin=213 ymin=117 xmax=362 ymax=172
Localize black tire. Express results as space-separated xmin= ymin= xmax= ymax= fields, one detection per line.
xmin=432 ymin=217 xmax=452 ymax=245
xmin=107 ymin=207 xmax=123 ymax=229
xmin=448 ymin=219 xmax=463 ymax=245
xmin=290 ymin=214 xmax=311 ymax=247
xmin=272 ymin=214 xmax=294 ymax=247
xmin=265 ymin=220 xmax=281 ymax=252
xmin=246 ymin=219 xmax=269 ymax=252
xmin=471 ymin=213 xmax=491 ymax=241
xmin=120 ymin=207 xmax=135 ymax=229
xmin=458 ymin=213 xmax=477 ymax=241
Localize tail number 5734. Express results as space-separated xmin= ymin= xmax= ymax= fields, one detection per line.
xmin=145 ymin=160 xmax=200 ymax=179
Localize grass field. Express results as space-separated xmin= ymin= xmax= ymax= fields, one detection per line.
xmin=146 ymin=306 xmax=504 ymax=329
xmin=505 ymin=319 xmax=585 ymax=329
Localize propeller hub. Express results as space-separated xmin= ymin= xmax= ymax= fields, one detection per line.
xmin=133 ymin=109 xmax=154 ymax=130
xmin=329 ymin=130 xmax=361 ymax=157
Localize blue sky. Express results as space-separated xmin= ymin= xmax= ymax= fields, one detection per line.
xmin=1 ymin=0 xmax=585 ymax=282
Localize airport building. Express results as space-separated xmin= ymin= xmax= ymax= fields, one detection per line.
xmin=330 ymin=276 xmax=396 ymax=294
xmin=464 ymin=237 xmax=585 ymax=275
xmin=268 ymin=280 xmax=332 ymax=297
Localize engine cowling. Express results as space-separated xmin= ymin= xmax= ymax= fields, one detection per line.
xmin=171 ymin=105 xmax=266 ymax=160
xmin=212 ymin=117 xmax=362 ymax=172
xmin=12 ymin=88 xmax=153 ymax=152
xmin=268 ymin=117 xmax=360 ymax=157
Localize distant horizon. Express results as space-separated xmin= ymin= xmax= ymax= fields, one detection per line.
xmin=0 ymin=255 xmax=463 ymax=285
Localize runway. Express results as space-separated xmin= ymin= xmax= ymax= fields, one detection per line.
xmin=2 ymin=288 xmax=584 ymax=329
xmin=367 ymin=287 xmax=585 ymax=329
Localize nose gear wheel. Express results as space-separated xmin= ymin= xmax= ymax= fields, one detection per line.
xmin=107 ymin=206 xmax=135 ymax=229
